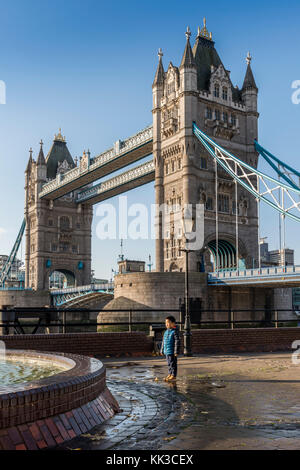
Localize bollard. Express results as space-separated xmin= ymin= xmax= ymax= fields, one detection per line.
xmin=275 ymin=310 xmax=278 ymax=329
xmin=231 ymin=311 xmax=234 ymax=330
xmin=128 ymin=310 xmax=132 ymax=333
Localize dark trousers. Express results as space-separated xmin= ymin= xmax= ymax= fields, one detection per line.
xmin=166 ymin=354 xmax=177 ymax=377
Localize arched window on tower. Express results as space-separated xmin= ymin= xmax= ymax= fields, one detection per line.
xmin=222 ymin=87 xmax=228 ymax=101
xmin=214 ymin=84 xmax=220 ymax=98
xmin=60 ymin=216 xmax=70 ymax=230
xmin=206 ymin=107 xmax=212 ymax=119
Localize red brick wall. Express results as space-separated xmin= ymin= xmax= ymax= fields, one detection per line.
xmin=0 ymin=328 xmax=299 ymax=356
xmin=190 ymin=328 xmax=300 ymax=353
xmin=0 ymin=332 xmax=154 ymax=357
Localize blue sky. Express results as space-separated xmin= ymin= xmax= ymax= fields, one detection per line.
xmin=0 ymin=0 xmax=300 ymax=279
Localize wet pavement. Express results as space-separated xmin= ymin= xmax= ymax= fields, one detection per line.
xmin=58 ymin=352 xmax=300 ymax=450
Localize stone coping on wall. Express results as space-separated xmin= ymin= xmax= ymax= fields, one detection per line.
xmin=0 ymin=350 xmax=108 ymax=430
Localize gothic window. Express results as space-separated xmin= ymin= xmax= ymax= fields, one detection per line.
xmin=52 ymin=244 xmax=57 ymax=252
xmin=215 ymin=109 xmax=220 ymax=121
xmin=59 ymin=243 xmax=69 ymax=252
xmin=178 ymin=158 xmax=182 ymax=169
xmin=76 ymin=223 xmax=81 ymax=229
xmin=218 ymin=194 xmax=230 ymax=213
xmin=72 ymin=245 xmax=78 ymax=254
xmin=60 ymin=216 xmax=70 ymax=230
xmin=231 ymin=114 xmax=237 ymax=126
xmin=206 ymin=107 xmax=212 ymax=119
xmin=206 ymin=197 xmax=213 ymax=211
xmin=214 ymin=84 xmax=220 ymax=98
xmin=167 ymin=82 xmax=175 ymax=95
xmin=222 ymin=87 xmax=228 ymax=101
xmin=166 ymin=242 xmax=169 ymax=259
xmin=178 ymin=239 xmax=182 ymax=257
xmin=165 ymin=163 xmax=169 ymax=175
xmin=223 ymin=112 xmax=228 ymax=122
xmin=200 ymin=157 xmax=207 ymax=169
xmin=171 ymin=238 xmax=176 ymax=258
xmin=171 ymin=160 xmax=175 ymax=172
xmin=48 ymin=219 xmax=54 ymax=227
xmin=177 ymin=196 xmax=182 ymax=207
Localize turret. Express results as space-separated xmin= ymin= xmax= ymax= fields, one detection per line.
xmin=36 ymin=140 xmax=47 ymax=188
xmin=152 ymin=49 xmax=165 ymax=272
xmin=242 ymin=52 xmax=259 ymax=143
xmin=179 ymin=27 xmax=197 ymax=94
xmin=242 ymin=52 xmax=258 ymax=112
xmin=152 ymin=48 xmax=165 ymax=109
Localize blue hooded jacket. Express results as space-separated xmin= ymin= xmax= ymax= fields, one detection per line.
xmin=161 ymin=326 xmax=180 ymax=356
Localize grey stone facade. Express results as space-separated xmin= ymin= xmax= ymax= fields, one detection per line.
xmin=153 ymin=23 xmax=259 ymax=274
xmin=24 ymin=132 xmax=92 ymax=290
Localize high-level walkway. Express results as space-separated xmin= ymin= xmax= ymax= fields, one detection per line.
xmin=39 ymin=126 xmax=153 ymax=201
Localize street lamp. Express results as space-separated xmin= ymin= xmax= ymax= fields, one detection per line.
xmin=180 ymin=207 xmax=194 ymax=357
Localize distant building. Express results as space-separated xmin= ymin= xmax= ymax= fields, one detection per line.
xmin=259 ymin=241 xmax=294 ymax=267
xmin=118 ymin=259 xmax=145 ymax=274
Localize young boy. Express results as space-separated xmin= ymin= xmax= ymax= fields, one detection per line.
xmin=160 ymin=315 xmax=181 ymax=382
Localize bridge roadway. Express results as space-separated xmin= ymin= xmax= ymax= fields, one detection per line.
xmin=208 ymin=265 xmax=300 ymax=287
xmin=39 ymin=126 xmax=153 ymax=201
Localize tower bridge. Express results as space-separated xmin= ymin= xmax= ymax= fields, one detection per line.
xmin=1 ymin=20 xmax=300 ymax=320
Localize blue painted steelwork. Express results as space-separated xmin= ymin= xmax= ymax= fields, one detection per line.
xmin=0 ymin=219 xmax=26 ymax=288
xmin=207 ymin=239 xmax=237 ymax=271
xmin=255 ymin=140 xmax=300 ymax=189
xmin=193 ymin=123 xmax=300 ymax=223
xmin=51 ymin=282 xmax=114 ymax=306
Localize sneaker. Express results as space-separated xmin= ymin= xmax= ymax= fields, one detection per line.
xmin=164 ymin=374 xmax=172 ymax=381
xmin=167 ymin=375 xmax=177 ymax=381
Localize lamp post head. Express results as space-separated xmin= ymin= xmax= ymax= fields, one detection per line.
xmin=182 ymin=206 xmax=194 ymax=236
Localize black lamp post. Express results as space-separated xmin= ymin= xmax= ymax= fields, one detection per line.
xmin=180 ymin=208 xmax=194 ymax=357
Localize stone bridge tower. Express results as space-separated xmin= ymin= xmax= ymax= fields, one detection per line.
xmin=153 ymin=20 xmax=259 ymax=273
xmin=24 ymin=130 xmax=93 ymax=290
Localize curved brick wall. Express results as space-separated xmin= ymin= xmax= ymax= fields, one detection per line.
xmin=0 ymin=350 xmax=119 ymax=450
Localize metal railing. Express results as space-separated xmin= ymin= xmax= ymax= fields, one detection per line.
xmin=0 ymin=308 xmax=298 ymax=335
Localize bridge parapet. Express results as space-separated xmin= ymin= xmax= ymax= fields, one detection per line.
xmin=51 ymin=282 xmax=114 ymax=296
xmin=208 ymin=265 xmax=300 ymax=286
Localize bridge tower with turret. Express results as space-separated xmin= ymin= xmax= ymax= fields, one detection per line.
xmin=152 ymin=20 xmax=259 ymax=273
xmin=24 ymin=130 xmax=93 ymax=290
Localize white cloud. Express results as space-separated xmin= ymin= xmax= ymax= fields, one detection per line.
xmin=0 ymin=228 xmax=6 ymax=235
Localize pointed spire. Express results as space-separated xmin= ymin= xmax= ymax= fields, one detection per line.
xmin=37 ymin=139 xmax=46 ymax=166
xmin=25 ymin=148 xmax=33 ymax=173
xmin=242 ymin=52 xmax=258 ymax=91
xmin=180 ymin=26 xmax=196 ymax=68
xmin=152 ymin=48 xmax=165 ymax=87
